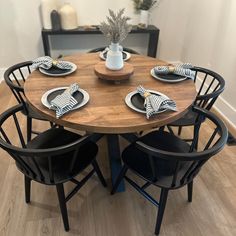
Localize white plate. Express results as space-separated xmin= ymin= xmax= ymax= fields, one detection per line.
xmin=99 ymin=51 xmax=131 ymax=61
xmin=125 ymin=90 xmax=168 ymax=114
xmin=150 ymin=68 xmax=187 ymax=83
xmin=41 ymin=87 xmax=89 ymax=111
xmin=39 ymin=62 xmax=77 ymax=77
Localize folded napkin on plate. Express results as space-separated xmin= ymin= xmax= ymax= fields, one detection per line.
xmin=50 ymin=83 xmax=79 ymax=118
xmin=154 ymin=63 xmax=196 ymax=80
xmin=32 ymin=56 xmax=73 ymax=70
xmin=137 ymin=85 xmax=177 ymax=119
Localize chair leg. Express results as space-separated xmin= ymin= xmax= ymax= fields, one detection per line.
xmin=26 ymin=117 xmax=32 ymax=142
xmin=167 ymin=125 xmax=174 ymax=135
xmin=56 ymin=184 xmax=69 ymax=231
xmin=155 ymin=188 xmax=169 ymax=235
xmin=187 ymin=181 xmax=193 ymax=202
xmin=92 ymin=160 xmax=107 ymax=187
xmin=24 ymin=175 xmax=31 ymax=203
xmin=178 ymin=126 xmax=183 ymax=136
xmin=111 ymin=165 xmax=128 ymax=195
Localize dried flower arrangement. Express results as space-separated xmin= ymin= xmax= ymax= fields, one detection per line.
xmin=99 ymin=8 xmax=132 ymax=44
xmin=132 ymin=0 xmax=160 ymax=12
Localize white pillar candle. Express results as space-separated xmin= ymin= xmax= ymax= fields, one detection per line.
xmin=41 ymin=0 xmax=58 ymax=29
xmin=59 ymin=3 xmax=78 ymax=30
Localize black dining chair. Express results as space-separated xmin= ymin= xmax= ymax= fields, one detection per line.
xmin=111 ymin=106 xmax=228 ymax=235
xmin=87 ymin=46 xmax=140 ymax=55
xmin=4 ymin=61 xmax=56 ymax=141
xmin=166 ymin=67 xmax=225 ymax=141
xmin=0 ymin=104 xmax=107 ymax=231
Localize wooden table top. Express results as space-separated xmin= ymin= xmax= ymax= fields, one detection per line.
xmin=24 ymin=53 xmax=197 ymax=134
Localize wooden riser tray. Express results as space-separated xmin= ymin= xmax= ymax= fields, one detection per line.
xmin=94 ymin=62 xmax=134 ymax=81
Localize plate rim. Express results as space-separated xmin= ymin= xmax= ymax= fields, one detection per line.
xmin=125 ymin=89 xmax=168 ymax=114
xmin=150 ymin=68 xmax=187 ymax=83
xmin=39 ymin=62 xmax=77 ymax=77
xmin=99 ymin=51 xmax=131 ymax=61
xmin=41 ymin=86 xmax=89 ymax=111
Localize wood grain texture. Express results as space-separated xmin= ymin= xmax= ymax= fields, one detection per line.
xmin=0 ymin=83 xmax=236 ymax=236
xmin=94 ymin=62 xmax=134 ymax=81
xmin=24 ymin=53 xmax=197 ymax=133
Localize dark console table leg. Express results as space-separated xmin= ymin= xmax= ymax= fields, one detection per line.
xmin=106 ymin=134 xmax=125 ymax=192
xmin=42 ymin=32 xmax=51 ymax=56
xmin=148 ymin=31 xmax=159 ymax=58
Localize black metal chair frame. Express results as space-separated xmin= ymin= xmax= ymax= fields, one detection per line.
xmin=4 ymin=61 xmax=56 ymax=141
xmin=0 ymin=104 xmax=107 ymax=231
xmin=111 ymin=106 xmax=228 ymax=235
xmin=167 ymin=66 xmax=225 ymax=141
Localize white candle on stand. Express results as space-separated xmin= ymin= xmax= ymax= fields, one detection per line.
xmin=41 ymin=0 xmax=58 ymax=29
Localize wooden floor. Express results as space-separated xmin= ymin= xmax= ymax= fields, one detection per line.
xmin=0 ymin=82 xmax=236 ymax=236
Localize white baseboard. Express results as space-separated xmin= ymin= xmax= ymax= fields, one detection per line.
xmin=212 ymin=97 xmax=236 ymax=136
xmin=195 ymin=77 xmax=236 ymax=134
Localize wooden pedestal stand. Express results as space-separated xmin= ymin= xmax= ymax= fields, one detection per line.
xmin=94 ymin=62 xmax=134 ymax=82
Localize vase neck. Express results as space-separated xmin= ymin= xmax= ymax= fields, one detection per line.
xmin=110 ymin=43 xmax=119 ymax=51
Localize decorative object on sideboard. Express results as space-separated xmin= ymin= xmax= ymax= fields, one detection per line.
xmin=59 ymin=3 xmax=78 ymax=30
xmin=132 ymin=0 xmax=161 ymax=28
xmin=51 ymin=10 xmax=61 ymax=31
xmin=139 ymin=10 xmax=149 ymax=28
xmin=41 ymin=0 xmax=58 ymax=29
xmin=99 ymin=9 xmax=132 ymax=70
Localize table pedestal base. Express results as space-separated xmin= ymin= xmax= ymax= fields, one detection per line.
xmin=107 ymin=134 xmax=125 ymax=192
xmin=91 ymin=133 xmax=138 ymax=192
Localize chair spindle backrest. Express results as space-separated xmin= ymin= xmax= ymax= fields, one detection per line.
xmin=0 ymin=104 xmax=88 ymax=185
xmin=136 ymin=106 xmax=228 ymax=189
xmin=193 ymin=67 xmax=225 ymax=110
xmin=4 ymin=61 xmax=33 ymax=112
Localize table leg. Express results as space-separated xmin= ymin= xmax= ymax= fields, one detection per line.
xmin=106 ymin=134 xmax=125 ymax=192
xmin=90 ymin=133 xmax=104 ymax=143
xmin=148 ymin=31 xmax=159 ymax=58
xmin=42 ymin=32 xmax=51 ymax=56
xmin=120 ymin=133 xmax=138 ymax=143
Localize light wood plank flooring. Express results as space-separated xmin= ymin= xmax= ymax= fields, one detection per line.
xmin=0 ymin=82 xmax=235 ymax=236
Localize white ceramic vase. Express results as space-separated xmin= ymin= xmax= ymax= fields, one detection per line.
xmin=59 ymin=3 xmax=78 ymax=30
xmin=105 ymin=43 xmax=124 ymax=70
xmin=139 ymin=10 xmax=149 ymax=28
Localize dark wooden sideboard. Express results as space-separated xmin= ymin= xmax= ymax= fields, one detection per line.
xmin=41 ymin=25 xmax=160 ymax=58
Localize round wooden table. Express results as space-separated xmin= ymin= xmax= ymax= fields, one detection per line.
xmin=25 ymin=53 xmax=197 ymax=191
xmin=25 ymin=53 xmax=196 ymax=133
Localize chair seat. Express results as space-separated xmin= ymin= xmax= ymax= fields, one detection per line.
xmin=18 ymin=128 xmax=98 ymax=185
xmin=122 ymin=131 xmax=193 ymax=188
xmin=169 ymin=108 xmax=198 ymax=126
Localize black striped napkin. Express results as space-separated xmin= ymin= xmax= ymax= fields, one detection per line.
xmin=32 ymin=56 xmax=73 ymax=70
xmin=137 ymin=85 xmax=177 ymax=119
xmin=154 ymin=63 xmax=195 ymax=80
xmin=50 ymin=83 xmax=79 ymax=118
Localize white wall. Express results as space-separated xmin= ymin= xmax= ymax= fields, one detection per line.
xmin=0 ymin=0 xmax=235 ymax=128
xmin=152 ymin=0 xmax=236 ymax=128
